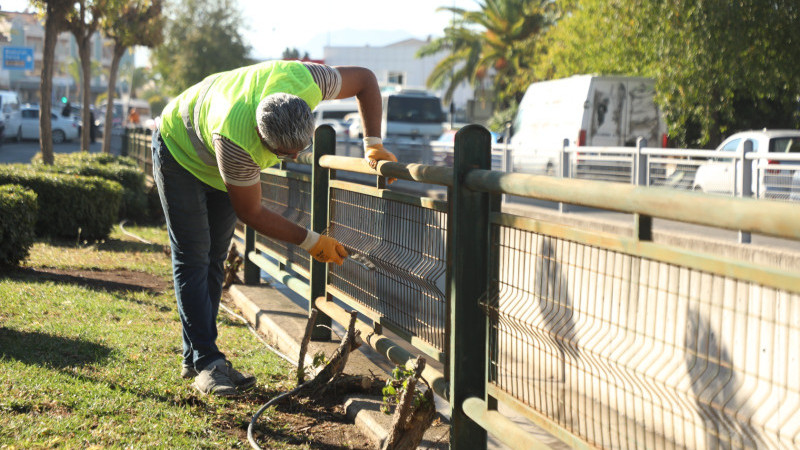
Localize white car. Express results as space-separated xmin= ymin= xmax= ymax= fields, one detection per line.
xmin=692 ymin=129 xmax=800 ymax=199
xmin=19 ymin=105 xmax=80 ymax=144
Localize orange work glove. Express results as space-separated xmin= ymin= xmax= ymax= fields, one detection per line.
xmin=364 ymin=137 xmax=397 ymax=184
xmin=299 ymin=230 xmax=348 ymax=265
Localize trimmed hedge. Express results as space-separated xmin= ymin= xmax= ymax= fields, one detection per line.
xmin=32 ymin=152 xmax=147 ymax=220
xmin=32 ymin=151 xmax=139 ymax=168
xmin=0 ymin=165 xmax=122 ymax=241
xmin=0 ymin=184 xmax=38 ymax=266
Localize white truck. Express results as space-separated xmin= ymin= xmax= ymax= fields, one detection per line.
xmin=509 ymin=75 xmax=668 ymax=174
xmin=381 ymin=88 xmax=445 ymax=142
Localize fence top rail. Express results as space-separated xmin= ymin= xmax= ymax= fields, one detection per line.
xmin=319 ymin=154 xmax=454 ymax=187
xmin=641 ymin=148 xmax=720 ymax=158
xmin=465 ymin=168 xmax=800 ymax=241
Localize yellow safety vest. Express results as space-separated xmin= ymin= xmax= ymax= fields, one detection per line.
xmin=159 ymin=60 xmax=322 ymax=191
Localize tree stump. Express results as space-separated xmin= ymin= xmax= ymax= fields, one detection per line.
xmin=382 ymin=357 xmax=437 ymax=450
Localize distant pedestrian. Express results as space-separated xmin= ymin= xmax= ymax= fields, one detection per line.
xmin=61 ymin=100 xmax=71 ymax=118
xmin=127 ymin=107 xmax=140 ymax=127
xmin=89 ymin=108 xmax=97 ymax=142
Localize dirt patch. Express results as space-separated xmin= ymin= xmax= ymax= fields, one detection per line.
xmin=14 ymin=267 xmax=171 ymax=295
xmin=242 ymin=392 xmax=380 ymax=449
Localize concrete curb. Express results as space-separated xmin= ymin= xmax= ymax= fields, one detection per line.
xmin=227 ymin=283 xmax=450 ymax=446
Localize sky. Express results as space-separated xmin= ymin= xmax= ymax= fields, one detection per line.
xmin=1 ymin=0 xmax=477 ymax=60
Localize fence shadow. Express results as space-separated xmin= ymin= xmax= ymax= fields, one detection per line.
xmin=685 ymin=308 xmax=765 ymax=448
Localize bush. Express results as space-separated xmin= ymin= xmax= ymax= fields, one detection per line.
xmin=32 ymin=152 xmax=147 ymax=220
xmin=0 ymin=184 xmax=38 ymax=266
xmin=32 ymin=151 xmax=139 ymax=168
xmin=0 ymin=165 xmax=122 ymax=241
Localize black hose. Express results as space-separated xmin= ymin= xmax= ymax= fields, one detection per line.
xmin=247 ymin=381 xmax=310 ymax=450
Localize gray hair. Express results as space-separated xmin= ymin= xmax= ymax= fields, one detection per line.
xmin=255 ymin=93 xmax=314 ymax=152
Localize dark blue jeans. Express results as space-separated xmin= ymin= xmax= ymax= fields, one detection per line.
xmin=152 ymin=129 xmax=237 ymax=371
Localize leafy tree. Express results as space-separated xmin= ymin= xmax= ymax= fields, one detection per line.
xmin=31 ymin=0 xmax=73 ymax=165
xmin=152 ymin=0 xmax=252 ymax=96
xmin=99 ymin=0 xmax=163 ymax=153
xmin=418 ymin=0 xmax=557 ymax=111
xmin=64 ymin=0 xmax=106 ymax=151
xmin=62 ymin=56 xmax=103 ymax=99
xmin=651 ymin=0 xmax=800 ymax=146
xmin=282 ymin=48 xmax=310 ymax=60
xmin=532 ymin=0 xmax=800 ymax=147
xmin=531 ymin=0 xmax=653 ymax=80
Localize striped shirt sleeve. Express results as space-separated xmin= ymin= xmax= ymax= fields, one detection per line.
xmin=213 ymin=135 xmax=261 ymax=186
xmin=302 ymin=62 xmax=342 ymax=100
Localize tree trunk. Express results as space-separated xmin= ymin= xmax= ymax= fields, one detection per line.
xmin=102 ymin=45 xmax=124 ymax=154
xmin=78 ymin=36 xmax=92 ymax=151
xmin=39 ymin=2 xmax=58 ymax=165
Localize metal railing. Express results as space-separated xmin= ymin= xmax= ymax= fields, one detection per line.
xmin=125 ymin=126 xmax=800 ymax=449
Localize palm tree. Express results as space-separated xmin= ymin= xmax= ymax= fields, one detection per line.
xmin=418 ymin=0 xmax=558 ymax=110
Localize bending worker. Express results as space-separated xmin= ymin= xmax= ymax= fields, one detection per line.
xmin=152 ymin=60 xmax=397 ymax=397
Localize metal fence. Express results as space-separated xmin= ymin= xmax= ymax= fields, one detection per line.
xmin=126 ymin=126 xmax=800 ymax=449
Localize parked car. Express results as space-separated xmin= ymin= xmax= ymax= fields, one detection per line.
xmin=19 ymin=105 xmax=79 ymax=144
xmin=0 ymin=90 xmax=23 ymax=141
xmin=345 ymin=112 xmax=362 ymax=139
xmin=313 ymin=99 xmax=359 ymax=139
xmin=692 ymin=129 xmax=800 ymax=199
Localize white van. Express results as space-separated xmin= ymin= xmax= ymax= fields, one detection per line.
xmin=510 ymin=75 xmax=668 ymax=174
xmin=0 ymin=90 xmax=22 ymax=141
xmin=381 ymin=88 xmax=445 ymax=142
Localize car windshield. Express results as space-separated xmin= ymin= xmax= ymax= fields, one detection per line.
xmin=769 ymin=137 xmax=799 ymax=153
xmin=386 ymin=96 xmax=444 ymax=123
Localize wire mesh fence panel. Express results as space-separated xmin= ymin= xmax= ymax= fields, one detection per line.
xmin=758 ymin=164 xmax=800 ymax=202
xmin=328 ymin=188 xmax=448 ymax=351
xmin=648 ymin=158 xmax=703 ymax=190
xmin=485 ymin=224 xmax=800 ymax=449
xmin=572 ymin=153 xmax=634 ymax=184
xmin=255 ymin=173 xmax=312 ymax=274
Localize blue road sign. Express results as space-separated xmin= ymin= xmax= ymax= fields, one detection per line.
xmin=3 ymin=46 xmax=34 ymax=71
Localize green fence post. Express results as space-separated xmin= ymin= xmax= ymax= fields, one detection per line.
xmin=450 ymin=124 xmax=492 ymax=449
xmin=243 ymin=225 xmax=260 ymax=285
xmin=310 ymin=125 xmax=335 ymax=341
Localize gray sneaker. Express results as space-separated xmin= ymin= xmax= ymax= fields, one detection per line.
xmin=192 ymin=359 xmax=239 ymax=397
xmin=224 ymin=360 xmax=257 ymax=390
xmin=181 ymin=364 xmax=198 ymax=379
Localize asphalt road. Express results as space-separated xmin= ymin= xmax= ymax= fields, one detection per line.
xmin=0 ymin=138 xmax=105 ymax=164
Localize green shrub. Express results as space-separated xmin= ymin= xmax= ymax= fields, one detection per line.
xmin=0 ymin=165 xmax=122 ymax=241
xmin=32 ymin=151 xmax=139 ymax=168
xmin=32 ymin=152 xmax=147 ymax=220
xmin=0 ymin=184 xmax=38 ymax=266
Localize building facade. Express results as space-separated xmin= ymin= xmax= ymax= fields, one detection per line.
xmin=0 ymin=11 xmax=133 ymax=105
xmin=322 ymin=38 xmax=478 ymax=123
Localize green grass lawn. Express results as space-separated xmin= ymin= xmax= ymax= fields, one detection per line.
xmin=0 ymin=225 xmax=298 ymax=448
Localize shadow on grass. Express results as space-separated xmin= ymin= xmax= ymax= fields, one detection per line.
xmin=0 ymin=327 xmax=112 ymax=368
xmin=4 ymin=267 xmax=168 ymax=296
xmin=37 ymin=236 xmax=167 ymax=254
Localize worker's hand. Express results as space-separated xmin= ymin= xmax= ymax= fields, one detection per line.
xmin=300 ymin=230 xmax=348 ymax=265
xmin=364 ymin=137 xmax=397 ymax=183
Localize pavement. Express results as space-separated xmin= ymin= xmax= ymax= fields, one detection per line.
xmin=228 ymin=278 xmax=570 ymax=449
